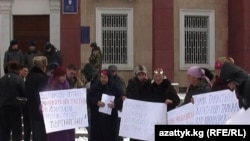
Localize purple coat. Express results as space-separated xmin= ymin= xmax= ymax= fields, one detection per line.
xmin=45 ymin=77 xmax=75 ymax=141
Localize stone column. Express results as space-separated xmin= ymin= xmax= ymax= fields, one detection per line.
xmin=50 ymin=0 xmax=61 ymax=50
xmin=0 ymin=0 xmax=12 ymax=76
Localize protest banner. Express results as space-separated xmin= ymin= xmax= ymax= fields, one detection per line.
xmin=40 ymin=88 xmax=88 ymax=133
xmin=226 ymin=108 xmax=250 ymax=124
xmin=119 ymin=99 xmax=167 ymax=141
xmin=167 ymin=103 xmax=195 ymax=124
xmin=192 ymin=90 xmax=240 ymax=124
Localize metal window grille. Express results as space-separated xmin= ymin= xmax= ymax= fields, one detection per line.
xmin=101 ymin=14 xmax=128 ymax=64
xmin=184 ymin=15 xmax=209 ymax=64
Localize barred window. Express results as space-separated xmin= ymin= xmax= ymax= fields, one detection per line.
xmin=179 ymin=9 xmax=215 ymax=70
xmin=102 ymin=14 xmax=127 ymax=64
xmin=96 ymin=8 xmax=133 ymax=70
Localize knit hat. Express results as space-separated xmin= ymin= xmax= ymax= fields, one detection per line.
xmin=187 ymin=66 xmax=203 ymax=78
xmin=52 ymin=67 xmax=66 ymax=77
xmin=10 ymin=40 xmax=18 ymax=46
xmin=108 ymin=65 xmax=117 ymax=72
xmin=215 ymin=57 xmax=234 ymax=69
xmin=101 ymin=69 xmax=109 ymax=76
xmin=135 ymin=65 xmax=147 ymax=75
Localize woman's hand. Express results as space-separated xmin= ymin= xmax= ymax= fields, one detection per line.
xmin=97 ymin=101 xmax=105 ymax=107
xmin=108 ymin=101 xmax=114 ymax=109
xmin=165 ymin=99 xmax=173 ymax=104
xmin=122 ymin=96 xmax=126 ymax=101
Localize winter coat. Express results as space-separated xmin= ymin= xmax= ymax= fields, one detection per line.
xmin=126 ymin=77 xmax=151 ymax=101
xmin=89 ymin=47 xmax=102 ymax=71
xmin=0 ymin=71 xmax=26 ymax=108
xmin=4 ymin=49 xmax=24 ymax=68
xmin=212 ymin=75 xmax=229 ymax=91
xmin=24 ymin=49 xmax=42 ymax=70
xmin=45 ymin=77 xmax=74 ymax=141
xmin=44 ymin=47 xmax=62 ymax=70
xmin=150 ymin=79 xmax=180 ymax=111
xmin=183 ymin=79 xmax=211 ymax=105
xmin=220 ymin=62 xmax=250 ymax=109
xmin=25 ymin=67 xmax=48 ymax=121
xmin=87 ymin=73 xmax=123 ymax=141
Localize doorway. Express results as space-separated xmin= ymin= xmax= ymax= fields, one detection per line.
xmin=13 ymin=15 xmax=50 ymax=53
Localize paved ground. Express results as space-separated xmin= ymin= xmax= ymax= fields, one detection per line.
xmin=75 ymin=128 xmax=130 ymax=141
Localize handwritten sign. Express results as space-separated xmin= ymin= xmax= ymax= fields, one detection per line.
xmin=192 ymin=90 xmax=240 ymax=124
xmin=98 ymin=94 xmax=115 ymax=115
xmin=119 ymin=99 xmax=167 ymax=141
xmin=167 ymin=103 xmax=195 ymax=124
xmin=39 ymin=88 xmax=88 ymax=133
xmin=226 ymin=108 xmax=250 ymax=124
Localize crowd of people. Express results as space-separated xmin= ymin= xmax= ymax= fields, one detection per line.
xmin=0 ymin=39 xmax=250 ymax=141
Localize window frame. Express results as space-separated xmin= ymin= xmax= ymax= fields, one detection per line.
xmin=179 ymin=9 xmax=215 ymax=70
xmin=96 ymin=7 xmax=134 ymax=70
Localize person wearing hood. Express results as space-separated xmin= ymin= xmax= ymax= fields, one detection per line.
xmin=220 ymin=62 xmax=250 ymax=109
xmin=4 ymin=40 xmax=24 ymax=74
xmin=87 ymin=69 xmax=123 ymax=141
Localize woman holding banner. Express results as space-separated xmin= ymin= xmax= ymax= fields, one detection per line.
xmin=124 ymin=65 xmax=152 ymax=141
xmin=150 ymin=68 xmax=180 ymax=111
xmin=220 ymin=62 xmax=250 ymax=109
xmin=182 ymin=66 xmax=212 ymax=105
xmin=45 ymin=67 xmax=74 ymax=141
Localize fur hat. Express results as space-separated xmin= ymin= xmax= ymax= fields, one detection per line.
xmin=52 ymin=67 xmax=66 ymax=77
xmin=135 ymin=65 xmax=147 ymax=75
xmin=215 ymin=57 xmax=234 ymax=69
xmin=108 ymin=65 xmax=118 ymax=72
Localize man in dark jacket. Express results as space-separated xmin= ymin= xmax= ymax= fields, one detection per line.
xmin=220 ymin=62 xmax=250 ymax=109
xmin=24 ymin=41 xmax=42 ymax=70
xmin=3 ymin=40 xmax=24 ymax=74
xmin=25 ymin=56 xmax=48 ymax=141
xmin=0 ymin=61 xmax=26 ymax=141
xmin=43 ymin=42 xmax=62 ymax=72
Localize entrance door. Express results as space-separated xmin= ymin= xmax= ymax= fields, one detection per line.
xmin=13 ymin=15 xmax=49 ymax=53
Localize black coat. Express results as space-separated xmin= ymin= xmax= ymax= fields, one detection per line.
xmin=0 ymin=71 xmax=26 ymax=108
xmin=25 ymin=67 xmax=48 ymax=120
xmin=126 ymin=77 xmax=151 ymax=101
xmin=150 ymin=79 xmax=180 ymax=111
xmin=220 ymin=62 xmax=250 ymax=109
xmin=87 ymin=76 xmax=123 ymax=141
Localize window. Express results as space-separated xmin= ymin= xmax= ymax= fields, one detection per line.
xmin=179 ymin=9 xmax=215 ymax=70
xmin=96 ymin=8 xmax=133 ymax=70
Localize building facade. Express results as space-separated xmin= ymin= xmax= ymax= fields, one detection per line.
xmin=0 ymin=0 xmax=250 ymax=88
